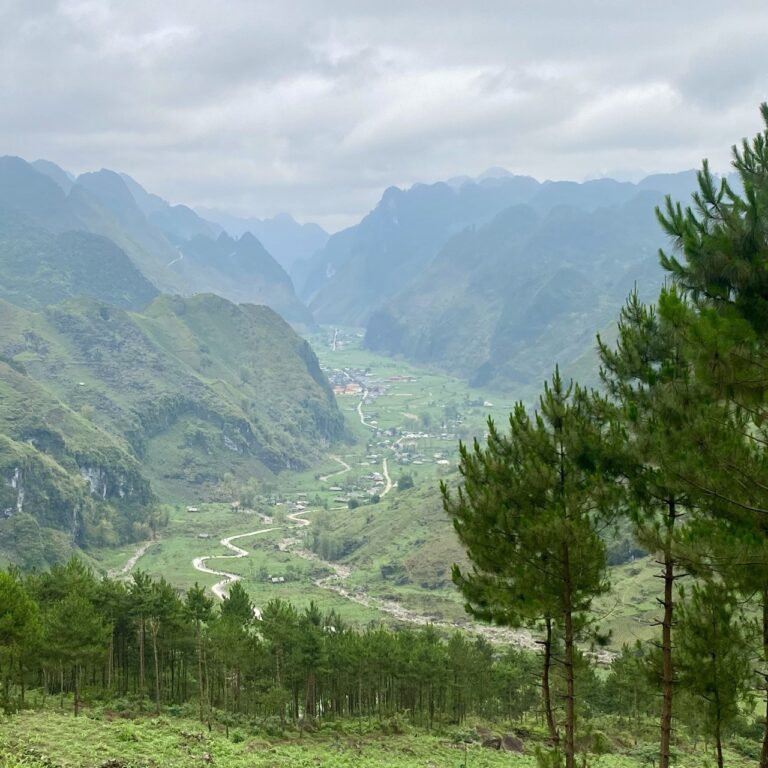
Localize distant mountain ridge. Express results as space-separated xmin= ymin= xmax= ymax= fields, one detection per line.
xmin=0 ymin=156 xmax=315 ymax=326
xmin=364 ymin=191 xmax=673 ymax=391
xmin=301 ymin=169 xmax=703 ymax=329
xmin=269 ymin=166 xmax=713 ymax=392
xmin=198 ymin=208 xmax=328 ymax=281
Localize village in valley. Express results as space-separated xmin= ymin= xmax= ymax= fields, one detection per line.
xmin=103 ymin=326 xmax=516 ymax=630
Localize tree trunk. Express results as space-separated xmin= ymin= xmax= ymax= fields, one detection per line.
xmin=541 ymin=617 xmax=560 ymax=747
xmin=107 ymin=630 xmax=114 ymax=692
xmin=152 ymin=623 xmax=161 ymax=712
xmin=715 ymin=718 xmax=723 ymax=768
xmin=197 ymin=624 xmax=205 ymax=722
xmin=137 ymin=618 xmax=145 ymax=709
xmin=659 ymin=499 xmax=676 ymax=768
xmin=73 ymin=665 xmax=80 ymax=717
xmin=19 ymin=655 xmax=25 ymax=708
xmin=761 ymin=586 xmax=768 ymax=768
xmin=563 ymin=543 xmax=576 ymax=768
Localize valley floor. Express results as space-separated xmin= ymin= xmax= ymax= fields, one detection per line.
xmin=89 ymin=327 xmax=664 ymax=652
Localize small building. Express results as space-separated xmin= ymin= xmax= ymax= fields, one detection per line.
xmin=186 ymin=506 xmax=200 ymax=513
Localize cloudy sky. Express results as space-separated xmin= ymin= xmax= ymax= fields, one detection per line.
xmin=2 ymin=1 xmax=767 ymax=230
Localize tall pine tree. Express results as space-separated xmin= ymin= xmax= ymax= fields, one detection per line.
xmin=443 ymin=369 xmax=616 ymax=768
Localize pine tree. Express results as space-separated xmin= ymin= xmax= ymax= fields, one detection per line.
xmin=443 ymin=369 xmax=616 ymax=768
xmin=655 ymin=105 xmax=768 ymax=766
xmin=45 ymin=592 xmax=108 ymax=716
xmin=676 ymin=581 xmax=755 ymax=768
xmin=185 ymin=583 xmax=214 ymax=722
xmin=597 ymin=292 xmax=732 ymax=768
xmin=0 ymin=571 xmax=39 ymax=710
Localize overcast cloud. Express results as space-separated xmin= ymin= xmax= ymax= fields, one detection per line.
xmin=1 ymin=1 xmax=767 ymax=230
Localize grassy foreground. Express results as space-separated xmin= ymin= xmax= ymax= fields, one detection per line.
xmin=0 ymin=707 xmax=758 ymax=768
xmin=0 ymin=710 xmax=535 ymax=768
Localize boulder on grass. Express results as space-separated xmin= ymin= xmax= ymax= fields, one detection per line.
xmin=481 ymin=737 xmax=502 ymax=750
xmin=502 ymin=734 xmax=524 ymax=752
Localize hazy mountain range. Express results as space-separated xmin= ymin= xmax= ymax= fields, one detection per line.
xmin=0 ymin=156 xmax=346 ymax=565
xmin=0 ymin=153 xmax=714 ymax=397
xmin=300 ymin=169 xmax=707 ymax=390
xmin=0 ymin=156 xmax=316 ymax=326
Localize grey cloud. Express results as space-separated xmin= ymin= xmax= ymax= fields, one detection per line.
xmin=1 ymin=0 xmax=766 ymax=230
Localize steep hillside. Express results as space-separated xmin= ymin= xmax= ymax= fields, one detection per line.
xmin=0 ymin=347 xmax=155 ymax=569
xmin=0 ymin=295 xmax=344 ymax=531
xmin=0 ymin=156 xmax=81 ymax=232
xmin=0 ymin=209 xmax=158 ymax=311
xmin=301 ymin=176 xmax=540 ymax=324
xmin=365 ymin=191 xmax=672 ymax=390
xmin=0 ymin=157 xmax=315 ymax=325
xmin=175 ymin=232 xmax=314 ymax=327
xmin=119 ymin=173 xmax=221 ymax=242
xmin=303 ymin=171 xmax=701 ymax=329
xmin=30 ymin=159 xmax=75 ymax=194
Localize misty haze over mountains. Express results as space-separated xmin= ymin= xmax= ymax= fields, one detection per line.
xmin=0 ymin=152 xmax=714 ymax=393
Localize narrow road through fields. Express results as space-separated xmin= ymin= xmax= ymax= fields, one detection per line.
xmin=381 ymin=457 xmax=392 ymax=496
xmin=108 ymin=539 xmax=156 ymax=579
xmin=319 ymin=455 xmax=351 ymax=482
xmin=187 ymin=494 xmax=540 ymax=650
xmin=192 ymin=526 xmax=280 ymax=602
xmin=356 ymin=390 xmax=374 ymax=428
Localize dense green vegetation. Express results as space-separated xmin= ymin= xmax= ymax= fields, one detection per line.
xmin=0 ymin=293 xmax=343 ymax=567
xmin=364 ymin=191 xmax=676 ymax=390
xmin=0 ymin=561 xmax=763 ymax=768
xmin=0 ymin=209 xmax=158 ymax=312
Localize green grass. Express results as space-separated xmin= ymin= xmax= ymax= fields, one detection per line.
xmin=0 ymin=707 xmax=757 ymax=768
xmin=0 ymin=710 xmax=536 ymax=768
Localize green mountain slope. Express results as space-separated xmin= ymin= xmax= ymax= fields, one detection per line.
xmin=303 ymin=171 xmax=701 ymax=335
xmin=364 ymin=182 xmax=699 ymax=391
xmin=0 ymin=347 xmax=155 ymax=569
xmin=0 ymin=294 xmax=344 ymax=562
xmin=175 ymin=232 xmax=315 ymax=327
xmin=0 ymin=157 xmax=315 ymax=325
xmin=0 ymin=209 xmax=158 ymax=311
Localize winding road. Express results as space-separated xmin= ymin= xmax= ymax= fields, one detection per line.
xmin=356 ymin=390 xmax=374 ymax=428
xmin=190 ymin=510 xmax=311 ymax=606
xmin=381 ymin=458 xmax=392 ymax=496
xmin=108 ymin=539 xmax=156 ymax=579
xmin=186 ymin=493 xmax=544 ymax=650
xmin=319 ymin=455 xmax=351 ymax=482
xmin=192 ymin=526 xmax=280 ymax=602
